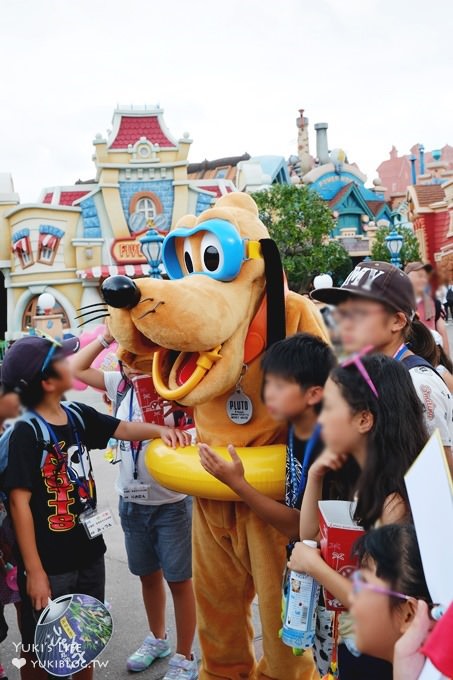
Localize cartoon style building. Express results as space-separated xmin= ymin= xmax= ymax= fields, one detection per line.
xmin=378 ymin=144 xmax=453 ymax=199
xmin=0 ymin=106 xmax=235 ymax=339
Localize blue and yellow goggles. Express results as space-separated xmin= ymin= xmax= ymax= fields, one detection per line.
xmin=162 ymin=218 xmax=262 ymax=282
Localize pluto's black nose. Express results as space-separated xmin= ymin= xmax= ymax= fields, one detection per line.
xmin=101 ymin=276 xmax=141 ymax=309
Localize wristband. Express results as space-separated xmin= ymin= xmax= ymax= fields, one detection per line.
xmin=97 ymin=335 xmax=112 ymax=349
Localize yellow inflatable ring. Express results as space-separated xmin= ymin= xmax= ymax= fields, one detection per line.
xmin=145 ymin=440 xmax=286 ymax=501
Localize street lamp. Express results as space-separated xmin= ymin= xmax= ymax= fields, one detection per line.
xmin=140 ymin=220 xmax=164 ymax=278
xmin=385 ymin=229 xmax=403 ymax=269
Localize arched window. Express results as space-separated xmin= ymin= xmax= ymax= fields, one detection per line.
xmin=135 ymin=197 xmax=156 ymax=221
xmin=22 ymin=297 xmax=70 ymax=332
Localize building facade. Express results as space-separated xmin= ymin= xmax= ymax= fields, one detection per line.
xmin=0 ymin=106 xmax=235 ymax=338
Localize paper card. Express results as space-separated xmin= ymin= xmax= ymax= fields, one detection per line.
xmin=404 ymin=430 xmax=453 ymax=606
xmin=418 ymin=658 xmax=445 ymax=680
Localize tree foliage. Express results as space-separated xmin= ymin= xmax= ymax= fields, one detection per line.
xmin=252 ymin=183 xmax=352 ymax=292
xmin=370 ymin=225 xmax=421 ymax=266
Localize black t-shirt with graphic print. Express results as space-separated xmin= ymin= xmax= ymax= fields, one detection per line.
xmin=5 ymin=403 xmax=119 ymax=575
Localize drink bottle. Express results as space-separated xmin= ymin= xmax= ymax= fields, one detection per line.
xmin=281 ymin=540 xmax=320 ymax=652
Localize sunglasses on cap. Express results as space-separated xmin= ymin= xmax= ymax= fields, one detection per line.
xmin=341 ymin=345 xmax=379 ymax=399
xmin=162 ymin=218 xmax=263 ymax=282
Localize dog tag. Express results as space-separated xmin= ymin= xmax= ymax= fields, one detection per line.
xmin=226 ymin=388 xmax=253 ymax=425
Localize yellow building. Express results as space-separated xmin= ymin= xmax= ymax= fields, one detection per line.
xmin=0 ymin=105 xmax=235 ymax=339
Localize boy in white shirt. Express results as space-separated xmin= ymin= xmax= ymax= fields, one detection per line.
xmin=72 ymin=331 xmax=197 ymax=680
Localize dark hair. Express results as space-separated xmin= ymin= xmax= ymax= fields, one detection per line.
xmin=406 ymin=316 xmax=438 ymax=366
xmin=436 ymin=345 xmax=453 ymax=373
xmin=330 ymin=354 xmax=428 ymax=530
xmin=261 ymin=333 xmax=336 ymax=390
xmin=16 ymin=364 xmax=60 ymax=409
xmin=354 ymin=524 xmax=431 ymax=607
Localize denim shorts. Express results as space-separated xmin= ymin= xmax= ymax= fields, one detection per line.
xmin=118 ymin=496 xmax=192 ymax=581
xmin=18 ymin=555 xmax=105 ymax=646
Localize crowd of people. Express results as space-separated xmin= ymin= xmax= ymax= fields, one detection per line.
xmin=0 ymin=258 xmax=451 ymax=680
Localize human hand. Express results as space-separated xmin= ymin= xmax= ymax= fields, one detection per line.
xmin=308 ymin=449 xmax=348 ymax=481
xmin=103 ymin=319 xmax=114 ymax=344
xmin=27 ymin=568 xmax=51 ymax=611
xmin=159 ymin=427 xmax=192 ymax=448
xmin=198 ymin=443 xmax=245 ymax=489
xmin=288 ymin=541 xmax=323 ymax=576
xmin=393 ymin=600 xmax=433 ymax=680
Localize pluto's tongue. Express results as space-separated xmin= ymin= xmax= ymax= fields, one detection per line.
xmin=176 ymin=353 xmax=199 ymax=386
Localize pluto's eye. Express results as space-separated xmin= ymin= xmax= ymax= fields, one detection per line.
xmin=201 ymin=233 xmax=224 ymax=274
xmin=183 ymin=238 xmax=194 ymax=274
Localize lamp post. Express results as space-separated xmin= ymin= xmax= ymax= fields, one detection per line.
xmin=139 ymin=220 xmax=164 ymax=278
xmin=385 ymin=219 xmax=404 ymax=269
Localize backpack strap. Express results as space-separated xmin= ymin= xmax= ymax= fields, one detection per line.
xmin=115 ymin=378 xmax=131 ymax=417
xmin=402 ymin=354 xmax=446 ymax=384
xmin=61 ymin=402 xmax=85 ymax=432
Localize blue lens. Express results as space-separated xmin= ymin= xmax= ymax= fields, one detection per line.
xmin=162 ymin=219 xmax=245 ymax=281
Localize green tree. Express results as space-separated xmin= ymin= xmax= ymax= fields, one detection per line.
xmin=370 ymin=225 xmax=421 ymax=266
xmin=252 ymin=183 xmax=352 ymax=292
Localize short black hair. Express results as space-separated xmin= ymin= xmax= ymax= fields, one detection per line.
xmin=261 ymin=333 xmax=336 ymax=390
xmin=354 ymin=524 xmax=431 ymax=608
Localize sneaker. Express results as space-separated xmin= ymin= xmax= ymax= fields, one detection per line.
xmin=163 ymin=653 xmax=198 ymax=679
xmin=126 ymin=633 xmax=171 ymax=672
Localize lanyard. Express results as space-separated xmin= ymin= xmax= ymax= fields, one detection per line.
xmin=287 ymin=423 xmax=322 ymax=508
xmin=393 ymin=343 xmax=409 ymax=362
xmin=128 ymin=389 xmax=142 ymax=480
xmin=32 ymin=407 xmax=94 ymax=508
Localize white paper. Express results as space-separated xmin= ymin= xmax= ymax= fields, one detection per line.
xmin=318 ymin=500 xmax=361 ymax=530
xmin=418 ymin=658 xmax=445 ymax=680
xmin=404 ymin=431 xmax=453 ymax=606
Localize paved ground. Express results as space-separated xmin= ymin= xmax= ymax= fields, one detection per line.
xmin=2 ymin=388 xmax=263 ymax=679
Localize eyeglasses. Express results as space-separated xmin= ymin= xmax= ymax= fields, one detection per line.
xmin=351 ymin=570 xmax=412 ymax=602
xmin=341 ymin=345 xmax=379 ymax=399
xmin=333 ymin=308 xmax=387 ymax=324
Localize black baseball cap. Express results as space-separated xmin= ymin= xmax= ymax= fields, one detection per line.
xmin=311 ymin=261 xmax=416 ymax=319
xmin=1 ymin=335 xmax=79 ymax=390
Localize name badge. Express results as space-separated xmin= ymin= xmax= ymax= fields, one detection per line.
xmin=123 ymin=483 xmax=150 ymax=502
xmin=226 ymin=388 xmax=253 ymax=425
xmin=79 ymin=508 xmax=114 ymax=540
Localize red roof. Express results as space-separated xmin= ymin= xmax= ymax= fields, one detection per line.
xmin=328 ymin=185 xmax=350 ymax=208
xmin=110 ymin=116 xmax=176 ymax=149
xmin=367 ymin=200 xmax=386 ymax=216
xmin=199 ymin=185 xmax=233 ymax=198
xmin=59 ymin=191 xmax=90 ymax=206
xmin=43 ymin=192 xmax=53 ymax=203
xmin=413 ymin=184 xmax=446 ymax=207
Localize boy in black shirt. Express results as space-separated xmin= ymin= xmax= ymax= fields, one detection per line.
xmin=199 ymin=333 xmax=336 ymax=542
xmin=1 ymin=335 xmax=189 ymax=680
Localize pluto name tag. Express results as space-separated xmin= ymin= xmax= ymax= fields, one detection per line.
xmin=227 ymin=389 xmax=253 ymax=425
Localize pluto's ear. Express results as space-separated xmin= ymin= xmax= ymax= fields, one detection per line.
xmin=175 ymin=214 xmax=197 ymax=229
xmin=215 ymin=192 xmax=259 ymax=216
xmin=260 ymin=239 xmax=286 ymax=347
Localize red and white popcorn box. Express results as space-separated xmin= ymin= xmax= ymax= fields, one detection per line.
xmin=131 ymin=375 xmax=165 ymax=425
xmin=318 ymin=500 xmax=364 ymax=611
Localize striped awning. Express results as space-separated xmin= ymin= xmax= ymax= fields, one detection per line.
xmin=76 ymin=264 xmax=151 ymax=280
xmin=12 ymin=238 xmax=29 ymax=252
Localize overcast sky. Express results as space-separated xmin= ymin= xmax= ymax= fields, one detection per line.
xmin=1 ymin=0 xmax=452 ymax=202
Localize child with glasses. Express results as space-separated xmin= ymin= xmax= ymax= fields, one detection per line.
xmin=288 ymin=353 xmax=429 ymax=679
xmin=311 ymin=260 xmax=453 ymax=470
xmin=349 ymin=524 xmax=431 ymax=666
xmin=0 ymin=335 xmax=190 ymax=680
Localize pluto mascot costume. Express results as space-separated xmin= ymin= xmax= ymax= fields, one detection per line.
xmin=102 ymin=193 xmax=327 ymax=680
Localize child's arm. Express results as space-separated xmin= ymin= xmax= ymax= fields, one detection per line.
xmin=299 ymin=449 xmax=348 ymax=540
xmin=288 ymin=541 xmax=352 ymax=607
xmin=9 ymin=488 xmax=51 ymax=610
xmin=199 ymin=443 xmax=300 ymax=539
xmin=114 ymin=421 xmax=191 ymax=448
xmin=71 ymin=332 xmax=113 ymax=391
